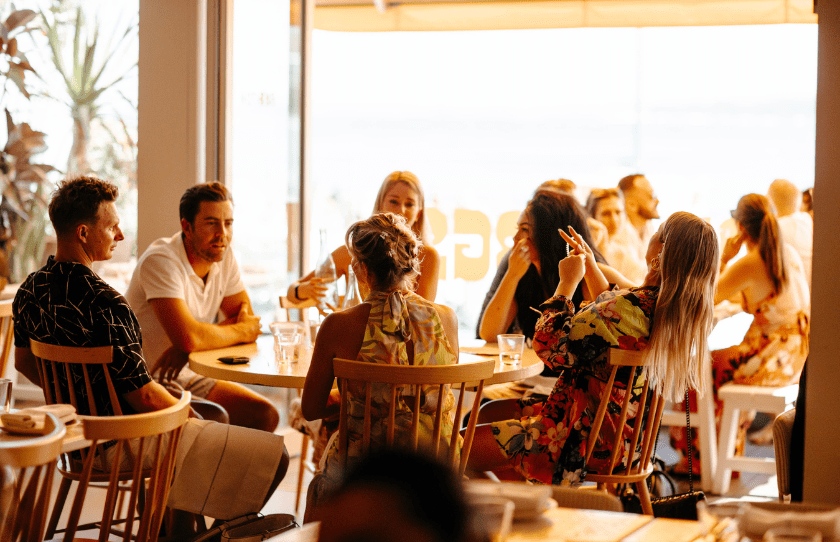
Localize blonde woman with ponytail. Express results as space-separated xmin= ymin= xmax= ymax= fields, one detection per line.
xmin=468 ymin=212 xmax=718 ymax=485
xmin=671 ymin=194 xmax=810 ymax=475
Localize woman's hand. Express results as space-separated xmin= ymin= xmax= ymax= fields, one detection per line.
xmin=295 ymin=277 xmax=329 ymax=302
xmin=561 ymin=226 xmax=609 ymax=299
xmin=555 ymin=254 xmax=586 ymax=298
xmin=721 ymin=231 xmax=744 ymax=268
xmin=508 ymin=238 xmax=536 ymax=280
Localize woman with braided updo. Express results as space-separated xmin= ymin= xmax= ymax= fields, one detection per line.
xmin=301 ymin=212 xmax=459 ymax=499
xmin=671 ymin=193 xmax=810 ymax=475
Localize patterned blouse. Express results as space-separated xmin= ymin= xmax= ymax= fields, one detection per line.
xmin=491 ymin=286 xmax=658 ymax=485
xmin=323 ymin=290 xmax=458 ymax=476
xmin=13 ymin=257 xmax=152 ymax=416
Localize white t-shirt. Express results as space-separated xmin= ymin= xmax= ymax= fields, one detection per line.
xmin=777 ymin=211 xmax=813 ymax=288
xmin=125 ymin=232 xmax=246 ymax=369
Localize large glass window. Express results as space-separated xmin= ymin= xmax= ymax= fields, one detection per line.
xmin=309 ymin=25 xmax=818 ymax=334
xmin=229 ymin=0 xmax=300 ymax=322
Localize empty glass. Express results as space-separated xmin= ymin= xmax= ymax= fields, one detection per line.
xmin=497 ymin=334 xmax=525 ymax=368
xmin=270 ymin=322 xmax=302 ymax=367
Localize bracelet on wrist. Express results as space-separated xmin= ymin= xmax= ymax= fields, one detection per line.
xmin=295 ymin=285 xmax=304 ymax=300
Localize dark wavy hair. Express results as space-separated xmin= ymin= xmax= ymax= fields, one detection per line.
xmin=179 ymin=182 xmax=233 ymax=224
xmin=525 ymin=192 xmax=606 ymax=299
xmin=49 ymin=176 xmax=118 ymax=236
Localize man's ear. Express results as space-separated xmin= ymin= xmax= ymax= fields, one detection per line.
xmin=180 ymin=217 xmax=192 ymax=237
xmin=76 ymin=223 xmax=89 ymax=244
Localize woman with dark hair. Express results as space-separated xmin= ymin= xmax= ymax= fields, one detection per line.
xmin=477 ymin=192 xmax=631 ymax=343
xmin=671 ymin=193 xmax=810 ymax=474
xmin=468 ymin=212 xmax=719 ymax=485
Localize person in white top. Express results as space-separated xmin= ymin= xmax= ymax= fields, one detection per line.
xmin=614 ymin=174 xmax=660 ymax=264
xmin=125 ymin=182 xmax=279 ymax=432
xmin=767 ymin=178 xmax=813 ymax=288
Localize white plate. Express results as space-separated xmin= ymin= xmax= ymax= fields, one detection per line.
xmin=514 ymin=497 xmax=558 ymax=521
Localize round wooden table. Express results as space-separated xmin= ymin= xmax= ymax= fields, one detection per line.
xmin=188 ymin=335 xmax=545 ymax=389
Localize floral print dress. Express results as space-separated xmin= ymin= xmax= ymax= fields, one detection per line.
xmin=490 ymin=286 xmax=658 ymax=485
xmin=321 ymin=290 xmax=459 ymax=479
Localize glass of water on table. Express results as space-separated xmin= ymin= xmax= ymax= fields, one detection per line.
xmin=270 ymin=322 xmax=302 ymax=368
xmin=497 ymin=334 xmax=525 ymax=368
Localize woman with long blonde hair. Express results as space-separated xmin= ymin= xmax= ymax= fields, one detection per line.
xmin=288 ymin=171 xmax=440 ymax=304
xmin=468 ymin=212 xmax=718 ymax=485
xmin=671 ymin=194 xmax=809 ymax=474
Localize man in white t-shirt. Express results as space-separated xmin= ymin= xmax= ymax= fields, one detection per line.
xmin=768 ymin=178 xmax=813 ymax=288
xmin=125 ymin=182 xmax=279 ymax=432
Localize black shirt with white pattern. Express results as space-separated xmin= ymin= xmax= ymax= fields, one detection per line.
xmin=13 ymin=256 xmax=152 ymax=416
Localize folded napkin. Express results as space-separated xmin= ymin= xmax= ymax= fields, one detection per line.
xmin=1 ymin=412 xmax=46 ymax=431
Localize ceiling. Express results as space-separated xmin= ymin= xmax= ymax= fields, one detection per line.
xmin=313 ymin=0 xmax=816 ymax=32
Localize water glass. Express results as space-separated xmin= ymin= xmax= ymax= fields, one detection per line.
xmin=497 ymin=334 xmax=525 ymax=367
xmin=270 ymin=322 xmax=302 ymax=366
xmin=0 ymin=378 xmax=11 ymax=413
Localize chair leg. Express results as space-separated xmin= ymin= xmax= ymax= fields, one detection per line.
xmin=636 ymin=480 xmax=653 ymax=516
xmin=46 ymin=476 xmax=73 ymax=538
xmin=714 ymin=402 xmax=740 ymax=495
xmin=295 ymin=434 xmax=310 ymax=515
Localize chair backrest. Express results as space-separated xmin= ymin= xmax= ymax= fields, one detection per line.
xmin=63 ymin=393 xmax=192 ymax=542
xmin=773 ymin=407 xmax=796 ymax=501
xmin=0 ymin=300 xmax=14 ymax=378
xmin=30 ymin=339 xmax=119 ymax=416
xmin=0 ymin=412 xmax=66 ymax=542
xmin=584 ymin=348 xmax=665 ymax=482
xmin=332 ymin=358 xmax=496 ymax=476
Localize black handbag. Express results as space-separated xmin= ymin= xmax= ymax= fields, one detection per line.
xmin=649 ymin=390 xmax=705 ymax=520
xmin=619 ymin=391 xmax=706 ymax=519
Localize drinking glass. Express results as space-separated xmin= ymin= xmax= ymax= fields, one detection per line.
xmin=270 ymin=322 xmax=302 ymax=367
xmin=0 ymin=378 xmax=11 ymax=413
xmin=497 ymin=334 xmax=525 ymax=367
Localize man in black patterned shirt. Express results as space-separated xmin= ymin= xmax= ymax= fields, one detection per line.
xmin=14 ymin=177 xmax=177 ymax=415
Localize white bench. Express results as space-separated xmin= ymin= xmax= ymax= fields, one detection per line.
xmin=712 ymin=382 xmax=799 ymax=494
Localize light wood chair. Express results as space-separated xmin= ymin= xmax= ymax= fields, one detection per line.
xmin=583 ymin=349 xmax=665 ymax=516
xmin=551 ymin=486 xmax=623 ymax=512
xmin=63 ymin=392 xmax=191 ymax=542
xmin=0 ymin=412 xmax=66 ymax=542
xmin=0 ymin=300 xmax=14 ymax=379
xmin=28 ymin=339 xmax=133 ymax=539
xmin=712 ymin=382 xmax=798 ymax=495
xmin=332 ymin=358 xmax=496 ymax=476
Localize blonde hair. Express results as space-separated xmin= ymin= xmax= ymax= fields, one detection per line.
xmin=345 ymin=213 xmax=422 ymax=292
xmin=645 ymin=212 xmax=719 ymax=401
xmin=372 ymin=171 xmax=429 ymax=243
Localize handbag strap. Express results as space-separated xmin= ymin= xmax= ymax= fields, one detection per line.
xmin=685 ymin=390 xmax=695 ymax=494
xmin=648 ymin=390 xmax=694 ymax=494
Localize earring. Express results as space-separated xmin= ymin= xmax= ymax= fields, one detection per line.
xmin=651 ymin=256 xmax=661 ymax=271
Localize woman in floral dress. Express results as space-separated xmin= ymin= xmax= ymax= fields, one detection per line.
xmin=671 ymin=194 xmax=810 ymax=474
xmin=302 ymin=212 xmax=460 ymax=497
xmin=468 ymin=212 xmax=719 ymax=485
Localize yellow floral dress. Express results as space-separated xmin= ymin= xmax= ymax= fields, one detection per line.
xmin=322 ymin=290 xmax=459 ymax=478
